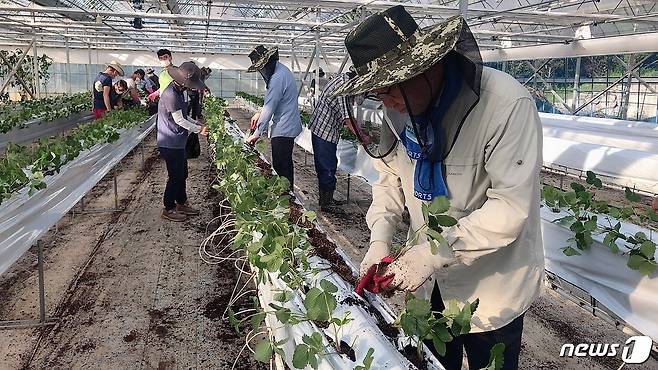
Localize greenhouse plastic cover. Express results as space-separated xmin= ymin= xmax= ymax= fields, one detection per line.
xmin=0 ymin=117 xmax=155 ymax=275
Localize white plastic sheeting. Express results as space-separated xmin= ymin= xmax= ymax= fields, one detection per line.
xmin=0 ymin=116 xmax=155 ymax=275
xmin=0 ymin=112 xmax=94 ymax=151
xmin=541 ymin=113 xmax=658 ymax=194
xmin=542 ymin=208 xmax=658 ymax=341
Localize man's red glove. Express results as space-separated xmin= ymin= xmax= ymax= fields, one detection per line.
xmin=355 ymin=256 xmax=395 ymax=296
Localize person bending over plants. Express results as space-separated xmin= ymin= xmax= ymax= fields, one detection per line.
xmin=244 ymin=45 xmax=302 ymax=190
xmin=334 ymin=6 xmax=544 ymax=370
xmin=157 ymin=62 xmax=209 ymax=222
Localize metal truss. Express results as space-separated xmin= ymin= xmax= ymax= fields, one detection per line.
xmin=0 ymin=0 xmax=654 ymax=60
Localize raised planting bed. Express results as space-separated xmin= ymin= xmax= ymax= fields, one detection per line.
xmin=201 ymin=97 xmax=504 ymax=370
xmin=0 ymin=92 xmax=90 ymax=134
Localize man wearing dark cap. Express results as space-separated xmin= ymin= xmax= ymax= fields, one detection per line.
xmin=157 ymin=61 xmax=209 ymax=222
xmin=334 ymin=6 xmax=544 ymax=370
xmin=245 ymin=45 xmax=302 ymax=190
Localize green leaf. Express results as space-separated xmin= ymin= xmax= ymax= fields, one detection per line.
xmin=570 ymin=182 xmax=586 ymax=193
xmin=562 ymin=246 xmax=582 ymax=256
xmin=436 ymin=215 xmax=458 ymax=227
xmin=627 ymin=254 xmax=645 ymax=270
xmin=273 ymin=290 xmax=293 ymax=303
xmin=585 ymin=171 xmax=603 ymax=189
xmin=227 ymin=307 xmax=241 ymax=334
xmin=292 ymin=344 xmax=310 ymax=369
xmin=639 ymin=260 xmax=657 ymax=276
xmin=304 ymin=285 xmax=337 ymax=322
xmin=624 ymin=187 xmax=641 ymax=202
xmin=432 ymin=336 xmax=447 ymax=357
xmin=480 ymin=343 xmax=506 ymax=370
xmin=250 ymin=311 xmax=265 ymax=331
xmin=428 ymin=196 xmax=450 ymax=214
xmin=429 ymin=239 xmax=439 ymax=255
xmin=584 ymin=217 xmax=598 ymax=232
xmin=355 ymin=348 xmax=375 ymax=370
xmin=426 ymin=228 xmax=446 ymax=247
xmin=319 ymin=279 xmax=338 ymax=293
xmin=648 ymin=211 xmax=658 ymax=222
xmin=406 ymin=296 xmax=432 ymax=317
xmin=254 ymin=340 xmax=273 ymax=363
xmin=640 ymin=241 xmax=656 ymax=259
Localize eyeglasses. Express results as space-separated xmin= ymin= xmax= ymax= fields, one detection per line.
xmin=365 ymin=86 xmax=392 ymax=102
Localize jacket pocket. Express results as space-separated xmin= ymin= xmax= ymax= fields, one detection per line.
xmin=443 ymin=155 xmax=485 ymax=211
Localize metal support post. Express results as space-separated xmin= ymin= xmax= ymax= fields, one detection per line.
xmin=0 ymin=240 xmax=58 ymax=330
xmin=80 ymin=196 xmax=85 ymax=212
xmin=33 ymin=30 xmax=39 ymax=98
xmin=347 ymin=174 xmax=351 ymax=204
xmin=65 ymin=33 xmax=71 ymax=93
xmin=86 ymin=42 xmax=91 ymax=89
xmin=37 ymin=240 xmax=46 ymax=323
xmin=572 ymin=57 xmax=581 ymax=111
xmin=113 ymin=175 xmax=119 ymax=210
xmin=459 ymin=0 xmax=468 ymax=18
xmin=304 ymin=150 xmax=307 ymax=166
xmin=314 ymin=7 xmax=320 ymax=104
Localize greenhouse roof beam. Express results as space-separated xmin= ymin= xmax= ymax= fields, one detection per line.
xmin=0 ymin=6 xmax=348 ymax=27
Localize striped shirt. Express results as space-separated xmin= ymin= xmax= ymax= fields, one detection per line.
xmin=309 ymin=73 xmax=354 ymax=144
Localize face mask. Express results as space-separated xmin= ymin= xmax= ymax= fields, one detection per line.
xmin=160 ymin=60 xmax=171 ymax=67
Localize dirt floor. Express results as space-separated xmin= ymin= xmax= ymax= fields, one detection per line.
xmin=230 ymin=107 xmax=658 ymax=370
xmin=0 ymin=131 xmax=265 ymax=370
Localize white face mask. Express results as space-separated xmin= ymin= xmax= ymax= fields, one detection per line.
xmin=160 ymin=60 xmax=171 ymax=67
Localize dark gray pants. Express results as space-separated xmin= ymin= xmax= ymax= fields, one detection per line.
xmin=271 ymin=136 xmax=294 ymax=190
xmin=428 ymin=283 xmax=524 ymax=370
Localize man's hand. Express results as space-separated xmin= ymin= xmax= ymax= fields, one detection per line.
xmin=250 ymin=112 xmax=261 ymax=130
xmin=246 ymin=133 xmax=260 ymax=145
xmin=199 ymin=125 xmax=209 ymax=136
xmin=359 ymin=241 xmax=390 ymax=277
xmin=361 ymin=133 xmax=373 ymax=146
xmin=380 ymin=242 xmax=457 ymax=292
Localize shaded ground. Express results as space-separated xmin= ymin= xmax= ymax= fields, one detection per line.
xmin=0 ymin=131 xmax=265 ymax=369
xmin=230 ymin=106 xmax=657 ymax=370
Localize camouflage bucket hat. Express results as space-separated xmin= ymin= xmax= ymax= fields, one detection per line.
xmin=332 ymin=5 xmax=463 ymax=97
xmin=247 ymin=45 xmax=279 ymax=72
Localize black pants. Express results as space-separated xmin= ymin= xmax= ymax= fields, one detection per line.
xmin=428 ymin=283 xmax=524 ymax=370
xmin=311 ymin=133 xmax=338 ymax=192
xmin=159 ymin=147 xmax=188 ymax=210
xmin=188 ymin=91 xmax=201 ymax=119
xmin=271 ymin=136 xmax=295 ymax=190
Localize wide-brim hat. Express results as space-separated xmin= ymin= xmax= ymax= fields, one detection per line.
xmin=168 ymin=62 xmax=208 ymax=91
xmin=247 ymin=45 xmax=279 ymax=72
xmin=332 ymin=6 xmax=463 ymax=97
xmin=107 ymin=60 xmax=125 ymax=77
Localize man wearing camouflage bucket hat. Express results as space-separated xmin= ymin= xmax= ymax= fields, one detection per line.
xmin=245 ymin=45 xmax=302 ymax=190
xmin=336 ymin=6 xmax=543 ymax=370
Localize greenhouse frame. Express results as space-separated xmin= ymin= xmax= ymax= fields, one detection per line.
xmin=0 ymin=1 xmax=657 ymax=370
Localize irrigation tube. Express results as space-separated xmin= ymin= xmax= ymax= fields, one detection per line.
xmin=221 ymin=119 xmax=447 ymax=370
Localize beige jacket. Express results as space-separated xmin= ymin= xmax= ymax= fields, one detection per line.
xmin=367 ymin=67 xmax=544 ymax=332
